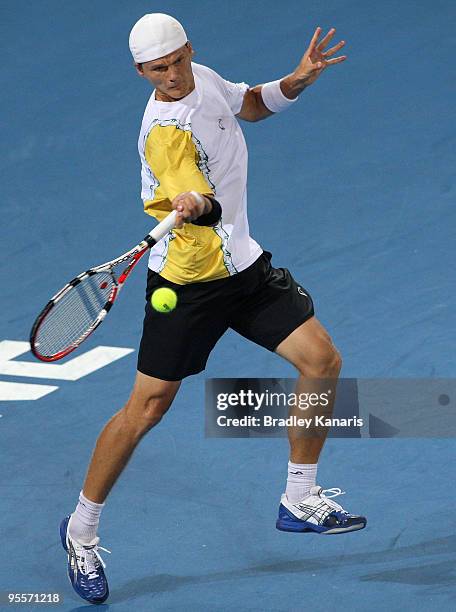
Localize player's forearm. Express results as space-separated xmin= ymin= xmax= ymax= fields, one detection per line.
xmin=279 ymin=72 xmax=312 ymax=100
xmin=257 ymin=72 xmax=312 ymax=118
xmin=241 ymin=75 xmax=308 ymax=123
xmin=238 ymin=87 xmax=274 ymax=122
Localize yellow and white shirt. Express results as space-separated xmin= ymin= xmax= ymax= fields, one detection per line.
xmin=138 ymin=62 xmax=262 ymax=284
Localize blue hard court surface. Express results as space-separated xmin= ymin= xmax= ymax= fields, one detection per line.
xmin=1 ymin=1 xmax=455 ymax=610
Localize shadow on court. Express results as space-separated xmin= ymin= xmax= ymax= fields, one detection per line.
xmin=103 ymin=534 xmax=456 ymax=604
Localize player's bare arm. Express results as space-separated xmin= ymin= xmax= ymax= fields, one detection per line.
xmin=237 ymin=27 xmax=346 ymax=122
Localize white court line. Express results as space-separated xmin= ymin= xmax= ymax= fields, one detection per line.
xmin=0 ymin=380 xmax=58 ymax=401
xmin=0 ymin=341 xmax=134 ymax=381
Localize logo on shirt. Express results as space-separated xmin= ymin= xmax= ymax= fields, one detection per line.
xmin=218 ymin=118 xmax=225 ymax=130
xmin=297 ymin=286 xmax=307 ymax=297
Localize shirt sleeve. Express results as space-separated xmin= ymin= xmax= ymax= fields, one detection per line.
xmin=219 ymin=78 xmax=250 ymax=115
xmin=142 ymin=123 xmax=214 ymax=219
xmin=203 ymin=65 xmax=249 ymax=115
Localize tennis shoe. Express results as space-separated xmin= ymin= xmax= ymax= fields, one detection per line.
xmin=59 ymin=515 xmax=110 ymax=604
xmin=276 ymin=486 xmax=367 ymax=534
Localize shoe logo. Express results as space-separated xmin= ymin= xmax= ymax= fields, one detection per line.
xmin=218 ymin=118 xmax=225 ymax=130
xmin=297 ymin=287 xmax=307 ymax=297
xmin=68 ymin=541 xmax=78 ymax=579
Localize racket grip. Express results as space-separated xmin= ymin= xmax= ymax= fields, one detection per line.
xmin=146 ymin=210 xmax=177 ymax=244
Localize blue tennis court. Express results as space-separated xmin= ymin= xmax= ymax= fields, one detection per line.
xmin=1 ymin=0 xmax=455 ymax=610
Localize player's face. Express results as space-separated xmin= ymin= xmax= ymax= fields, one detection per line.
xmin=136 ymin=43 xmax=195 ymax=101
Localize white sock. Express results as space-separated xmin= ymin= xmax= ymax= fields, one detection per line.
xmin=285 ymin=461 xmax=318 ymax=503
xmin=68 ymin=491 xmax=105 ymax=544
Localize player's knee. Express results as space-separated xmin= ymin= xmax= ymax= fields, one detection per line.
xmin=315 ymin=343 xmax=342 ymax=377
xmin=330 ymin=345 xmax=342 ymax=375
xmin=124 ymin=393 xmax=173 ymax=436
xmin=144 ymin=394 xmax=173 ymax=426
xmin=298 ymin=342 xmax=342 ymax=377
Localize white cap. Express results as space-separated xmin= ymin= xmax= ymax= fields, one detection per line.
xmin=129 ymin=13 xmax=187 ymax=63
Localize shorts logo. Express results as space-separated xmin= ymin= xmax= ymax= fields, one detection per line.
xmin=297 ymin=286 xmax=307 ymax=297
xmin=218 ymin=118 xmax=225 ymax=130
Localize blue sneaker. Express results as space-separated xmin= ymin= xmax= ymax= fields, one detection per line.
xmin=276 ymin=486 xmax=367 ymax=535
xmin=60 ymin=515 xmax=110 ymax=604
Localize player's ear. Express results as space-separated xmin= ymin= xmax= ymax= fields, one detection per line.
xmin=135 ymin=62 xmax=145 ymax=77
xmin=186 ymin=41 xmax=194 ymax=57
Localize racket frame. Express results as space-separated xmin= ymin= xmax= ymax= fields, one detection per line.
xmin=30 ymin=211 xmax=177 ymax=362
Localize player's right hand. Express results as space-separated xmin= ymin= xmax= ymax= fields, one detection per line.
xmin=171 ymin=191 xmax=211 ymax=228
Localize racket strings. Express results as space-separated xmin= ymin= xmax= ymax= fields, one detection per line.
xmin=34 ymin=271 xmax=115 ymax=357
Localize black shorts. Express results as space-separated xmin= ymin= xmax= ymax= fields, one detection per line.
xmin=137 ymin=251 xmax=314 ymax=381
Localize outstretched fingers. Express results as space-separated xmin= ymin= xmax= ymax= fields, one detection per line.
xmin=323 ymin=39 xmax=346 ymax=58
xmin=306 ymin=26 xmax=322 ymax=56
xmin=325 ymin=55 xmax=347 ymax=65
xmin=316 ymin=28 xmax=336 ymax=52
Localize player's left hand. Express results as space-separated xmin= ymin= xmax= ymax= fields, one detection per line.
xmin=293 ymin=27 xmax=346 ymax=87
xmin=172 ymin=191 xmax=210 ymax=228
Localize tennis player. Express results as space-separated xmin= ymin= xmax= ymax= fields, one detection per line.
xmin=60 ymin=13 xmax=366 ymax=604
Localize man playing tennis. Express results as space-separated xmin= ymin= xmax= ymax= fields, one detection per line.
xmin=60 ymin=13 xmax=366 ymax=604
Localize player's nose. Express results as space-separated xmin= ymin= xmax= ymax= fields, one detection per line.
xmin=167 ymin=65 xmax=181 ymax=82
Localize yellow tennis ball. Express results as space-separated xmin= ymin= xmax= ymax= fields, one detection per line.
xmin=151 ymin=287 xmax=177 ymax=313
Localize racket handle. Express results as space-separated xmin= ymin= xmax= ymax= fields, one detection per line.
xmin=146 ymin=210 xmax=177 ymax=245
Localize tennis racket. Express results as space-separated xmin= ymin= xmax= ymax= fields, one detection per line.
xmin=30 ymin=210 xmax=177 ymax=362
